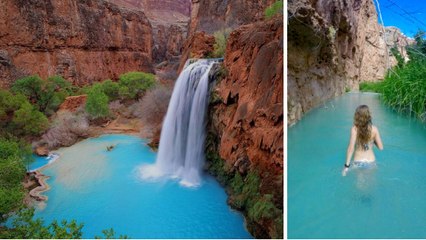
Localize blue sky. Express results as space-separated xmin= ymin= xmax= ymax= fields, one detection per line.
xmin=374 ymin=0 xmax=426 ymax=37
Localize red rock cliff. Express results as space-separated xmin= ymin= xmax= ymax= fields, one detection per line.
xmin=189 ymin=0 xmax=275 ymax=34
xmin=208 ymin=16 xmax=283 ymax=238
xmin=0 ymin=0 xmax=153 ymax=88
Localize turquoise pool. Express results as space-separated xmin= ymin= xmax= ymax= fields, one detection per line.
xmin=28 ymin=153 xmax=59 ymax=172
xmin=34 ymin=134 xmax=251 ymax=238
xmin=288 ymin=93 xmax=426 ymax=238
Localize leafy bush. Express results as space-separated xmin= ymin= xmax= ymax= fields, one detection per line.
xmin=248 ymin=194 xmax=278 ymax=221
xmin=118 ymin=72 xmax=156 ymax=99
xmin=85 ymin=85 xmax=110 ymax=119
xmin=12 ymin=103 xmax=49 ymax=135
xmin=0 ymin=208 xmax=83 ymax=239
xmin=0 ymin=90 xmax=48 ymax=137
xmin=101 ymin=80 xmax=120 ymax=101
xmin=11 ymin=75 xmax=71 ymax=116
xmin=265 ymin=0 xmax=283 ymax=19
xmin=10 ymin=75 xmax=43 ymax=103
xmin=212 ymin=28 xmax=232 ymax=58
xmin=0 ymin=139 xmax=27 ymax=222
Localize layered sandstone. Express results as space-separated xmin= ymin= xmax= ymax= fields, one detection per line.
xmin=208 ymin=16 xmax=283 ymax=238
xmin=288 ymin=0 xmax=412 ymax=125
xmin=189 ymin=0 xmax=275 ymax=34
xmin=0 ymin=0 xmax=153 ymax=88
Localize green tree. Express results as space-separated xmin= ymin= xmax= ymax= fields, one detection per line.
xmin=101 ymin=80 xmax=120 ymax=101
xmin=86 ymin=85 xmax=110 ymax=119
xmin=118 ymin=72 xmax=156 ymax=99
xmin=11 ymin=75 xmax=43 ymax=104
xmin=0 ymin=208 xmax=84 ymax=239
xmin=0 ymin=139 xmax=27 ymax=222
xmin=12 ymin=103 xmax=49 ymax=135
xmin=11 ymin=75 xmax=71 ymax=116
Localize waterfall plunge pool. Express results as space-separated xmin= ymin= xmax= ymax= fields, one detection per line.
xmin=33 ymin=134 xmax=252 ymax=238
xmin=288 ymin=93 xmax=426 ymax=238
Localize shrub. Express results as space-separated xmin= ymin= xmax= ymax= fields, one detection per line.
xmin=0 ymin=139 xmax=27 ymax=222
xmin=265 ymin=0 xmax=283 ymax=19
xmin=101 ymin=80 xmax=120 ymax=101
xmin=86 ymin=85 xmax=110 ymax=119
xmin=248 ymin=194 xmax=278 ymax=221
xmin=118 ymin=72 xmax=156 ymax=99
xmin=11 ymin=75 xmax=43 ymax=103
xmin=40 ymin=111 xmax=89 ymax=149
xmin=11 ymin=75 xmax=71 ymax=116
xmin=133 ymin=85 xmax=172 ymax=127
xmin=212 ymin=28 xmax=232 ymax=58
xmin=12 ymin=102 xmax=49 ymax=136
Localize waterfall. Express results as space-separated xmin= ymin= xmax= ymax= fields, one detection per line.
xmin=139 ymin=59 xmax=218 ymax=187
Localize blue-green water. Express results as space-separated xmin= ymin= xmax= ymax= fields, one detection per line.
xmin=34 ymin=134 xmax=251 ymax=238
xmin=28 ymin=154 xmax=59 ymax=172
xmin=288 ymin=93 xmax=426 ymax=238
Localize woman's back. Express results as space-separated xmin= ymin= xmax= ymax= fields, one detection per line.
xmin=353 ymin=125 xmax=380 ymax=162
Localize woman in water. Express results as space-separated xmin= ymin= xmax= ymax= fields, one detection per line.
xmin=342 ymin=105 xmax=383 ymax=176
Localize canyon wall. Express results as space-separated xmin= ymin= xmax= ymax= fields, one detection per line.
xmin=189 ymin=0 xmax=275 ymax=34
xmin=207 ymin=16 xmax=283 ymax=239
xmin=288 ymin=0 xmax=412 ymax=125
xmin=179 ymin=0 xmax=276 ymax=69
xmin=0 ymin=0 xmax=153 ymax=88
xmin=110 ymin=0 xmax=191 ymax=80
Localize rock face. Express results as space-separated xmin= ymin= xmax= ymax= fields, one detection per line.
xmin=212 ymin=18 xmax=283 ymax=176
xmin=288 ymin=0 xmax=412 ymax=125
xmin=109 ymin=0 xmax=191 ymax=83
xmin=179 ymin=0 xmax=276 ymax=71
xmin=58 ymin=95 xmax=87 ymax=112
xmin=0 ymin=0 xmax=153 ymax=88
xmin=178 ymin=32 xmax=215 ymax=72
xmin=189 ymin=0 xmax=275 ymax=34
xmin=208 ymin=16 xmax=283 ymax=238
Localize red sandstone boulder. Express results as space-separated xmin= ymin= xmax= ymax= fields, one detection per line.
xmin=58 ymin=95 xmax=87 ymax=112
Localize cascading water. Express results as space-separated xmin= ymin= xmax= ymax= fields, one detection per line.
xmin=139 ymin=59 xmax=218 ymax=187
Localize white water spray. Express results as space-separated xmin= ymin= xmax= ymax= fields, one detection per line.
xmin=139 ymin=59 xmax=218 ymax=187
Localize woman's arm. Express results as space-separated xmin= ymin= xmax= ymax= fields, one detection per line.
xmin=373 ymin=126 xmax=384 ymax=150
xmin=342 ymin=126 xmax=357 ymax=176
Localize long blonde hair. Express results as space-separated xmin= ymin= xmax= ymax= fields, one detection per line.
xmin=354 ymin=105 xmax=372 ymax=150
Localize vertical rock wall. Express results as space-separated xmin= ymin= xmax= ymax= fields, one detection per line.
xmin=0 ymin=0 xmax=153 ymax=87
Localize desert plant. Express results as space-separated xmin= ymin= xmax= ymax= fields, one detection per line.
xmin=212 ymin=28 xmax=232 ymax=58
xmin=133 ymin=85 xmax=172 ymax=127
xmin=40 ymin=112 xmax=89 ymax=149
